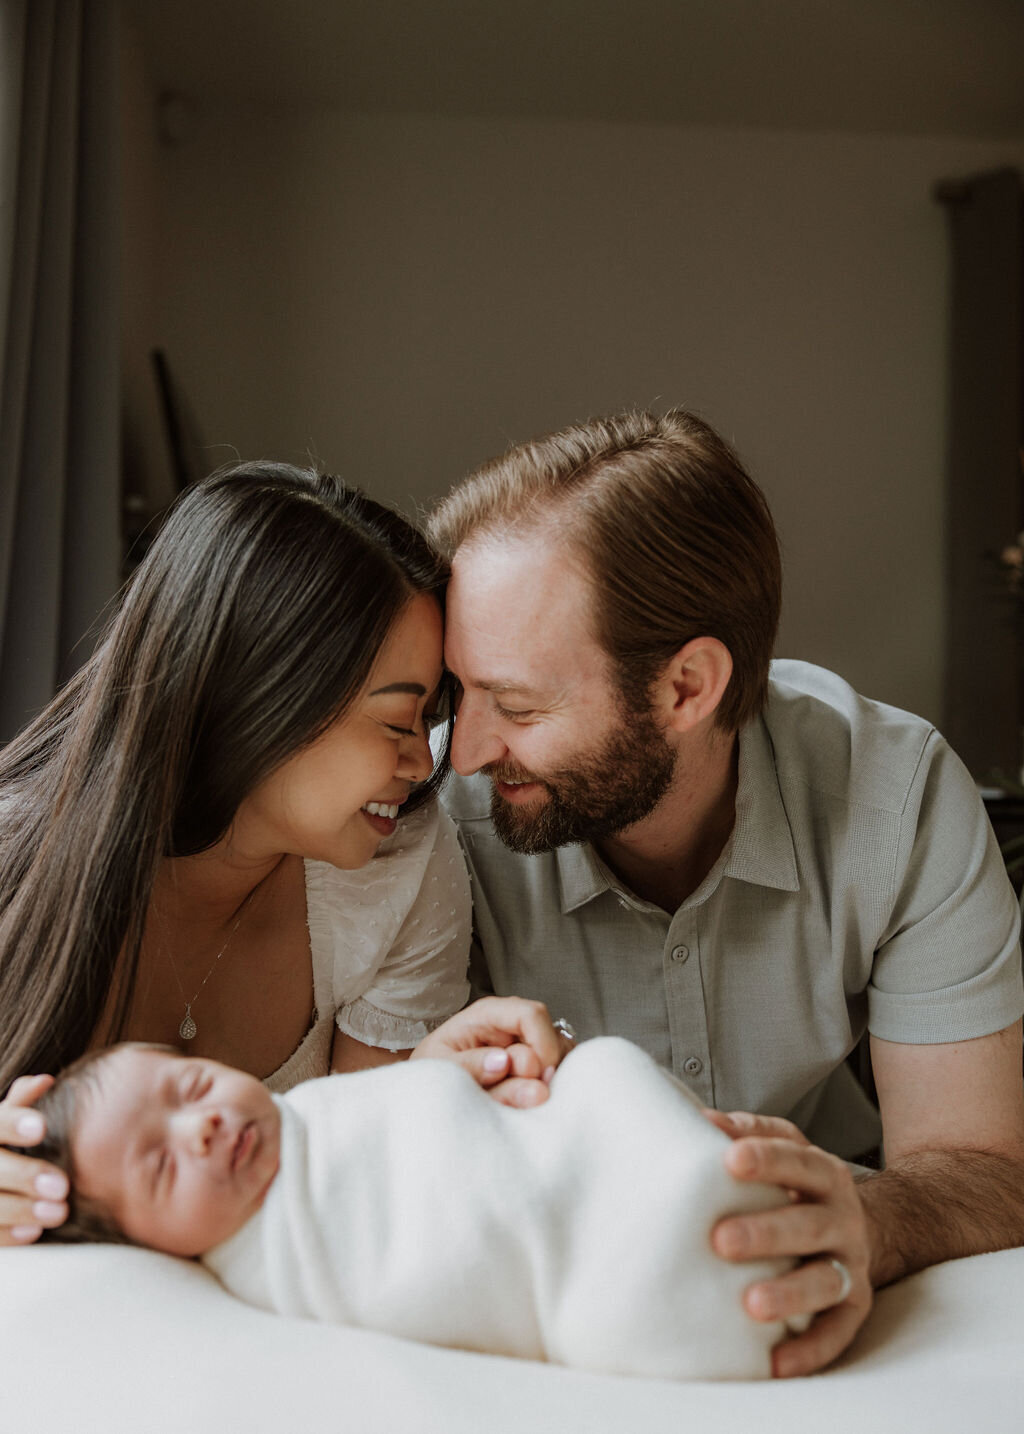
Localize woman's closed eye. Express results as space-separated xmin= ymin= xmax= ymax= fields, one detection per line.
xmin=383 ymin=721 xmax=418 ymax=738
xmin=383 ymin=711 xmax=445 ymax=738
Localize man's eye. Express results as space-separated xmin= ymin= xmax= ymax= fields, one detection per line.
xmin=495 ymin=704 xmax=533 ymax=721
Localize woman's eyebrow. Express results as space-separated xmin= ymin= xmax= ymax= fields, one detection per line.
xmin=369 ymin=682 xmax=427 ymax=696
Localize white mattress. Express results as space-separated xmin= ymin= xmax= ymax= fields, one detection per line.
xmin=3 ymin=1242 xmax=1023 ymax=1433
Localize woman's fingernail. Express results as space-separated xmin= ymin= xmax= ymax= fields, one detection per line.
xmin=11 ymin=1225 xmax=42 ymax=1243
xmin=32 ymin=1201 xmax=66 ymax=1224
xmin=15 ymin=1113 xmax=43 ymax=1140
xmin=483 ymin=1050 xmax=508 ymax=1072
xmin=35 ymin=1172 xmax=68 ymax=1200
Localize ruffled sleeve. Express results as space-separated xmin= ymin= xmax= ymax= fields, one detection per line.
xmin=304 ymin=800 xmax=472 ymax=1052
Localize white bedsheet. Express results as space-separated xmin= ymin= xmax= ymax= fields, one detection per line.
xmin=4 ymin=1242 xmax=1023 ymax=1434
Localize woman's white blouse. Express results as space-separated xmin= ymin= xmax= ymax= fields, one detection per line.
xmin=264 ymin=800 xmax=472 ymax=1093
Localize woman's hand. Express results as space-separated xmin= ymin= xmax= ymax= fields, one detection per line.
xmin=0 ymin=1075 xmax=70 ymax=1245
xmin=411 ymin=997 xmax=575 ymax=1108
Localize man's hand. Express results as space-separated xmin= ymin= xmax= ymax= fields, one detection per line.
xmin=411 ymin=997 xmax=572 ymax=1108
xmin=705 ymin=1110 xmax=873 ymax=1378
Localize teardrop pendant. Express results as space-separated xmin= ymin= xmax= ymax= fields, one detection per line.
xmin=179 ymin=1008 xmax=197 ymax=1041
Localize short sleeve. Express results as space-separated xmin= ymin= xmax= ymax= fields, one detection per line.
xmin=868 ymin=733 xmax=1024 ymax=1043
xmin=331 ymin=801 xmax=472 ymax=1050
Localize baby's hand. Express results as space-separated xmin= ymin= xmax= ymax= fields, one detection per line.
xmin=410 ymin=997 xmax=570 ymax=1108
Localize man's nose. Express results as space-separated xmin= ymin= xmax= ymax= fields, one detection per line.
xmin=174 ymin=1107 xmax=222 ymax=1156
xmin=450 ymin=693 xmax=506 ymax=775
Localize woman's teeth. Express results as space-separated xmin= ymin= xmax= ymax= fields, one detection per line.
xmin=363 ymin=802 xmax=399 ymax=819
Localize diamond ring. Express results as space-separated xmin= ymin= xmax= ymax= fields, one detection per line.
xmin=552 ymin=1017 xmax=577 ymax=1047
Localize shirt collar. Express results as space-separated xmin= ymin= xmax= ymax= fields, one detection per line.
xmin=554 ymin=715 xmax=798 ymax=914
xmin=556 ymin=841 xmax=617 ymax=914
xmin=724 ymin=715 xmax=799 ymax=892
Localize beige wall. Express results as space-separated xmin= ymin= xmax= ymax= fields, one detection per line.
xmin=133 ymin=101 xmax=1024 ymax=726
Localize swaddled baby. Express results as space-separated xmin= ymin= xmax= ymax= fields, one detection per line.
xmin=32 ymin=1036 xmax=800 ymax=1379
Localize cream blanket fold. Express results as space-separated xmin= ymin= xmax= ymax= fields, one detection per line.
xmin=203 ymin=1036 xmax=795 ymax=1379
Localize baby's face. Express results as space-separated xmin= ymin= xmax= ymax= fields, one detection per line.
xmin=72 ymin=1047 xmax=281 ymax=1257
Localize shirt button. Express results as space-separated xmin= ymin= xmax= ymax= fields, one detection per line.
xmin=670 ymin=944 xmax=689 ymax=963
xmin=683 ymin=1057 xmax=703 ymax=1077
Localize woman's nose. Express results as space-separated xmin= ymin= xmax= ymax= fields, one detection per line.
xmin=397 ymin=730 xmax=434 ymax=783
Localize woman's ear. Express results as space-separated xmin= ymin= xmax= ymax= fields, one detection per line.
xmin=651 ymin=637 xmax=733 ymax=734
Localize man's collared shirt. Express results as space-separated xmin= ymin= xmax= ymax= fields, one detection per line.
xmin=442 ymin=660 xmax=1024 ymax=1158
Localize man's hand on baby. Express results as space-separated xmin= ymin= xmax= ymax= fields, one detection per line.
xmin=410 ymin=998 xmax=570 ymax=1109
xmin=704 ymin=1109 xmax=872 ymax=1378
xmin=0 ymin=1074 xmax=69 ymax=1244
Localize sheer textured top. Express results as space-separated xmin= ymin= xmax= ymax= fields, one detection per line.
xmin=264 ymin=801 xmax=471 ymax=1094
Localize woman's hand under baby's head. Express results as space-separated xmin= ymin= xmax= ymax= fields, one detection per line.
xmin=65 ymin=1045 xmax=281 ymax=1258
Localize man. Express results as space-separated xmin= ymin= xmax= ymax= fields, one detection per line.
xmin=427 ymin=408 xmax=1024 ymax=1378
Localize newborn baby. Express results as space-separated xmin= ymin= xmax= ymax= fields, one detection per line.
xmin=37 ymin=1037 xmax=799 ymax=1380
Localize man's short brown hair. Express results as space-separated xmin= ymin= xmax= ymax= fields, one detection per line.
xmin=428 ymin=409 xmax=782 ymax=732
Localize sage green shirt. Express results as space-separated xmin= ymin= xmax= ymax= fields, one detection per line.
xmin=443 ymin=661 xmax=1024 ymax=1159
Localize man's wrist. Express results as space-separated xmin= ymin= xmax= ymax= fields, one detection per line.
xmin=852 ymin=1146 xmax=1024 ymax=1289
xmin=852 ymin=1170 xmax=900 ymax=1288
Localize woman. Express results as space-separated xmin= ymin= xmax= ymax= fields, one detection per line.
xmin=0 ymin=462 xmax=560 ymax=1244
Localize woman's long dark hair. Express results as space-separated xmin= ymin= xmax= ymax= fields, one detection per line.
xmin=0 ymin=462 xmax=449 ymax=1094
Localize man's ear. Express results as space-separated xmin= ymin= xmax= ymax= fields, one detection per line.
xmin=651 ymin=637 xmax=733 ymax=734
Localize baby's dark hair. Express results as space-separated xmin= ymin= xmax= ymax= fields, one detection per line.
xmin=31 ymin=1043 xmax=168 ymax=1247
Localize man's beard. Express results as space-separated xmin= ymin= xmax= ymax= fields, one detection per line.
xmin=486 ymin=695 xmax=676 ymax=855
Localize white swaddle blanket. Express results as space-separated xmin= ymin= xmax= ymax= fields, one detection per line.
xmin=204 ymin=1037 xmax=796 ymax=1379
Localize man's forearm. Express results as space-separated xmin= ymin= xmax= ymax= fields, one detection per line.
xmin=857 ymin=1147 xmax=1024 ymax=1288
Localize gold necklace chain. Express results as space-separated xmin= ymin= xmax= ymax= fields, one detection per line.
xmin=166 ymin=886 xmax=258 ymax=1042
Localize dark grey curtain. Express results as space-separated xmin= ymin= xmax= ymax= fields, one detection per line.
xmin=936 ymin=169 xmax=1024 ymax=780
xmin=0 ymin=0 xmax=120 ymax=743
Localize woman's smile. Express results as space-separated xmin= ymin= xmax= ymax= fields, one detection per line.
xmin=360 ymin=799 xmax=405 ymax=837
